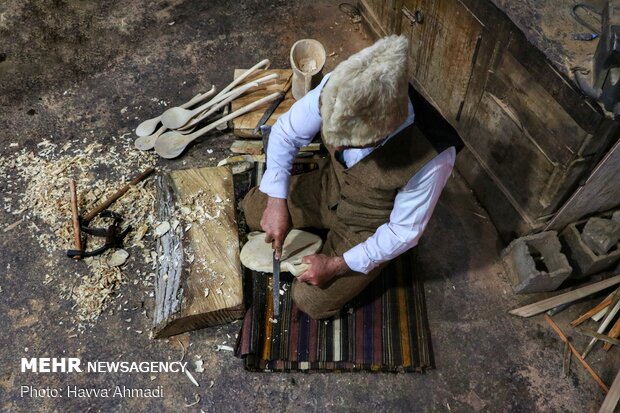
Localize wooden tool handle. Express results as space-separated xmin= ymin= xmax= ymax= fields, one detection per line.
xmin=83 ymin=167 xmax=155 ymax=222
xmin=69 ymin=180 xmax=82 ymax=260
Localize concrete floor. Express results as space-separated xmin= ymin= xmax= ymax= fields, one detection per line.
xmin=0 ymin=1 xmax=618 ymax=412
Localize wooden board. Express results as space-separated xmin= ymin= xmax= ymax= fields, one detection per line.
xmin=230 ymin=140 xmax=263 ymax=155
xmin=509 ymin=274 xmax=620 ymax=318
xmin=599 ymin=369 xmax=620 ymax=413
xmin=231 ymin=69 xmax=295 ymax=138
xmin=400 ymin=0 xmax=483 ymax=123
xmin=229 ymin=139 xmax=322 ymax=155
xmin=547 ymin=138 xmax=620 ymax=231
xmin=153 ymin=166 xmax=244 ymax=338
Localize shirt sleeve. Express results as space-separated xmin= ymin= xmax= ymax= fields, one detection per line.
xmin=342 ymin=147 xmax=456 ymax=274
xmin=258 ymin=76 xmax=328 ymax=199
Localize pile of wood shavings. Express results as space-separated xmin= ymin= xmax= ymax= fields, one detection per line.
xmin=0 ymin=137 xmax=157 ymax=324
xmin=175 ymin=190 xmax=232 ymax=284
xmin=177 ymin=190 xmax=230 ymax=227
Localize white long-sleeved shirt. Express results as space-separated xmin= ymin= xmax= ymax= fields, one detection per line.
xmin=259 ymin=74 xmax=455 ymax=274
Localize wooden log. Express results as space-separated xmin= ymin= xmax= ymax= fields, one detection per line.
xmin=509 ymin=275 xmax=620 ymax=317
xmin=153 ymin=166 xmax=244 ymax=338
xmin=231 ymin=69 xmax=295 ymax=138
xmin=544 ymin=315 xmax=609 ymax=393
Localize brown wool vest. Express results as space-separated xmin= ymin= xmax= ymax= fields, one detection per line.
xmin=321 ymin=124 xmax=438 ymax=236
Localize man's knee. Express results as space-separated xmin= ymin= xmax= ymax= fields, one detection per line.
xmin=241 ymin=187 xmax=267 ymax=231
xmin=291 ymin=281 xmax=341 ymax=320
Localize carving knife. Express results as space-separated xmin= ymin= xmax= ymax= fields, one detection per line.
xmin=272 ymin=251 xmax=281 ymax=317
xmin=252 ymin=74 xmax=293 ymax=136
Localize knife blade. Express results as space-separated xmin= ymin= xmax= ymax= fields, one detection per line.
xmin=252 ymin=74 xmax=293 ymax=136
xmin=272 ymin=251 xmax=281 ymax=317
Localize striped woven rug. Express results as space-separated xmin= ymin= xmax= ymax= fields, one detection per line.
xmin=235 ymin=250 xmax=434 ymax=372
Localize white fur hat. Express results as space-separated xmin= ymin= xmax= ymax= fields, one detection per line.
xmin=320 ymin=35 xmax=409 ymax=147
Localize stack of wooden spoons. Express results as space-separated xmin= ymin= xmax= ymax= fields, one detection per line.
xmin=134 ymin=59 xmax=280 ymax=159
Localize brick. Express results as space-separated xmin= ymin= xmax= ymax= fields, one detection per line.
xmin=501 ymin=231 xmax=572 ymax=294
xmin=561 ymin=219 xmax=620 ymax=277
xmin=581 ymin=217 xmax=620 ymax=255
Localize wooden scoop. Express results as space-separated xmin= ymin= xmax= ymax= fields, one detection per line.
xmin=154 ymin=92 xmax=281 ymax=159
xmin=134 ymin=124 xmax=166 ymax=151
xmin=134 ymin=86 xmax=216 ymax=137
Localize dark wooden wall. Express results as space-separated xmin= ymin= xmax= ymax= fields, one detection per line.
xmin=359 ymin=0 xmax=619 ymax=241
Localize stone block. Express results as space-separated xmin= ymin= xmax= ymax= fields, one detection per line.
xmin=561 ymin=219 xmax=620 ymax=277
xmin=581 ymin=217 xmax=620 ymax=255
xmin=501 ymin=231 xmax=572 ymax=294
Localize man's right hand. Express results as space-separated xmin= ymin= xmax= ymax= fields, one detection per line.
xmin=260 ymin=197 xmax=291 ymax=259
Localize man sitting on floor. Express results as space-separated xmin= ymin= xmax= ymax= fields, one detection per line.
xmin=241 ymin=35 xmax=455 ymax=319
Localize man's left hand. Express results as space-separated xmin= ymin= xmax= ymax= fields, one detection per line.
xmin=297 ymin=254 xmax=350 ymax=288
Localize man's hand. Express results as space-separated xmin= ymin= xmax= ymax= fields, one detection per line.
xmin=260 ymin=197 xmax=291 ymax=258
xmin=297 ymin=254 xmax=350 ymax=287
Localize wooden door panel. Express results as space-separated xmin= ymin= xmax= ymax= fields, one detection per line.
xmin=547 ymin=138 xmax=620 ymax=230
xmin=361 ymin=0 xmax=404 ymax=35
xmin=467 ymin=90 xmax=556 ymax=218
xmin=401 ymin=0 xmax=483 ymax=122
xmin=489 ymin=51 xmax=589 ymax=166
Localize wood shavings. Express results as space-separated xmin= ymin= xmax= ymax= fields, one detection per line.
xmin=154 ymin=221 xmax=171 ymax=237
xmin=3 ymin=218 xmax=24 ymax=232
xmin=184 ymin=394 xmax=200 ymax=407
xmin=176 ymin=338 xmax=186 ymax=362
xmin=134 ymin=223 xmax=149 ymax=241
xmin=0 ymin=138 xmax=157 ymax=325
xmin=184 ymin=369 xmax=200 ymax=387
xmin=108 ymin=249 xmax=129 ymax=267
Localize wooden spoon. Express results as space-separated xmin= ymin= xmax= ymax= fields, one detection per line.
xmin=155 ymin=92 xmax=280 ymax=159
xmin=177 ymin=59 xmax=271 ymax=130
xmin=170 ymin=59 xmax=271 ymax=131
xmin=178 ymin=73 xmax=280 ymax=131
xmin=161 ymin=73 xmax=278 ymax=130
xmin=213 ymin=58 xmax=270 ymax=99
xmin=134 ymin=86 xmax=216 ymax=136
xmin=134 ymin=124 xmax=166 ymax=150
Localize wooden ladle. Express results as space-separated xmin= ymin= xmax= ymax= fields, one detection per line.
xmin=155 ymin=92 xmax=280 ymax=159
xmin=134 ymin=86 xmax=216 ymax=137
xmin=161 ymin=73 xmax=278 ymax=130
